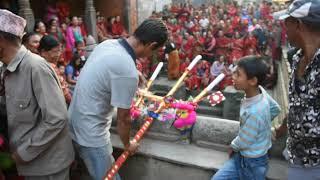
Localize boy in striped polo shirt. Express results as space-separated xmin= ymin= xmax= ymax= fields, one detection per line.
xmin=212 ymin=56 xmax=281 ymax=180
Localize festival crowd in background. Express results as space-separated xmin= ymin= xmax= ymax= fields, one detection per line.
xmin=21 ymin=0 xmax=287 ymax=107
xmin=21 ymin=2 xmax=128 ymax=106
xmin=137 ymin=0 xmax=287 ymax=92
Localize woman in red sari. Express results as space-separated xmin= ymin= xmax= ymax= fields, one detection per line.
xmin=244 ymin=31 xmax=257 ymax=55
xmin=180 ymin=57 xmax=190 ymax=75
xmin=112 ymin=15 xmax=128 ymax=38
xmin=173 ymin=30 xmax=183 ymax=49
xmin=230 ymin=31 xmax=244 ymax=63
xmin=215 ymin=30 xmax=231 ymax=62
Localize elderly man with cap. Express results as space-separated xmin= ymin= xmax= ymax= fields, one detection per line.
xmin=274 ymin=0 xmax=320 ymax=179
xmin=0 ymin=9 xmax=74 ymax=180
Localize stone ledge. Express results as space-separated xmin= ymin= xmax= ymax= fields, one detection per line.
xmin=111 ymin=133 xmax=288 ymax=180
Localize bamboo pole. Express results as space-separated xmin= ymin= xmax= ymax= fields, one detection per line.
xmin=104 ymin=55 xmax=202 ymax=180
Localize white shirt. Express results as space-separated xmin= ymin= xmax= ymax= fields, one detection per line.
xmin=199 ymin=18 xmax=210 ymax=29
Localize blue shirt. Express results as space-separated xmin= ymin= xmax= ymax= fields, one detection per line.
xmin=231 ymin=86 xmax=281 ymax=158
xmin=65 ymin=64 xmax=77 ymax=80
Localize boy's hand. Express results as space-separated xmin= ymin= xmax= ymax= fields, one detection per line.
xmin=227 ymin=146 xmax=235 ymax=158
xmin=275 ymin=117 xmax=288 ymax=139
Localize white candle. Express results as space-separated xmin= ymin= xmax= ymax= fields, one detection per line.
xmin=187 ymin=55 xmax=202 ymax=70
xmin=207 ymin=73 xmax=225 ymax=91
xmin=150 ymin=62 xmax=163 ymax=81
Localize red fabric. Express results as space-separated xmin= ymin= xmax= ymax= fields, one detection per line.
xmin=197 ymin=36 xmax=206 ymax=45
xmin=182 ymin=36 xmax=195 ymax=56
xmin=173 ymin=34 xmax=183 ymax=49
xmin=180 ymin=62 xmax=189 ymax=74
xmin=215 ymin=36 xmax=231 ymax=56
xmin=179 ymin=51 xmax=188 ymax=61
xmin=244 ymin=36 xmax=257 ymax=55
xmin=271 ymin=41 xmax=281 ymax=61
xmin=232 ymin=16 xmax=241 ymax=30
xmin=79 ymin=24 xmax=87 ymax=38
xmin=112 ymin=22 xmax=125 ymax=36
xmin=136 ymin=60 xmax=143 ymax=72
xmin=261 ymin=5 xmax=271 ymax=20
xmin=64 ymin=48 xmax=73 ymax=64
xmin=211 ymin=6 xmax=217 ymax=15
xmin=230 ymin=38 xmax=244 ymax=63
xmin=228 ymin=6 xmax=237 ymax=16
xmin=185 ymin=70 xmax=201 ymax=90
xmin=57 ymin=2 xmax=70 ymax=22
xmin=171 ymin=6 xmax=180 ymax=13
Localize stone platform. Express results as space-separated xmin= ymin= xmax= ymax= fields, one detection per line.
xmin=111 ymin=132 xmax=288 ymax=180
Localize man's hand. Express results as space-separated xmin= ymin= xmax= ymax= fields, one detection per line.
xmin=11 ymin=152 xmax=27 ymax=165
xmin=138 ymin=71 xmax=147 ymax=88
xmin=227 ymin=146 xmax=235 ymax=158
xmin=125 ymin=140 xmax=140 ymax=156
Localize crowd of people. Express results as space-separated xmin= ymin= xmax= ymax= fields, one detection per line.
xmin=21 ymin=5 xmax=128 ymax=106
xmin=136 ymin=0 xmax=286 ymax=91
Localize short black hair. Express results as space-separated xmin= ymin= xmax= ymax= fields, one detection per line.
xmin=237 ymin=56 xmax=269 ymax=85
xmin=22 ymin=32 xmax=38 ymax=45
xmin=34 ymin=20 xmax=45 ymax=32
xmin=133 ymin=18 xmax=168 ymax=49
xmin=38 ymin=35 xmax=60 ymax=52
xmin=0 ymin=30 xmax=21 ymax=46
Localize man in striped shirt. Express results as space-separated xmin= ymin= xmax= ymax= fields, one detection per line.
xmin=212 ymin=56 xmax=281 ymax=180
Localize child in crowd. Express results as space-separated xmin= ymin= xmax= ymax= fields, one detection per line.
xmin=65 ymin=53 xmax=81 ymax=89
xmin=212 ymin=56 xmax=281 ymax=180
xmin=210 ymin=55 xmax=232 ymax=90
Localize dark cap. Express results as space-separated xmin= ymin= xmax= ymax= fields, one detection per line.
xmin=38 ymin=35 xmax=60 ymax=52
xmin=274 ymin=0 xmax=320 ymax=23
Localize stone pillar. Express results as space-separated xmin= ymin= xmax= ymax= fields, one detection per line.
xmin=127 ymin=0 xmax=138 ymax=33
xmin=18 ymin=0 xmax=35 ymax=32
xmin=85 ymin=0 xmax=97 ymax=41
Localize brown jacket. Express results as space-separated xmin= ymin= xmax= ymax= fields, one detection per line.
xmin=0 ymin=46 xmax=74 ymax=176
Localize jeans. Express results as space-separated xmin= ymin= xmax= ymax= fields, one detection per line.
xmin=73 ymin=141 xmax=121 ymax=180
xmin=25 ymin=167 xmax=70 ymax=180
xmin=212 ymin=153 xmax=269 ymax=180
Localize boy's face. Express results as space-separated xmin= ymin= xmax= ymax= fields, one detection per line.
xmin=58 ymin=66 xmax=65 ymax=75
xmin=232 ymin=67 xmax=252 ymax=91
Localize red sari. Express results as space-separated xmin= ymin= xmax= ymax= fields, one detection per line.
xmin=112 ymin=22 xmax=125 ymax=36
xmin=180 ymin=61 xmax=189 ymax=75
xmin=230 ymin=38 xmax=244 ymax=63
xmin=228 ymin=6 xmax=237 ymax=17
xmin=215 ymin=36 xmax=231 ymax=58
xmin=244 ymin=36 xmax=257 ymax=55
xmin=184 ymin=68 xmax=200 ymax=90
xmin=173 ymin=34 xmax=183 ymax=49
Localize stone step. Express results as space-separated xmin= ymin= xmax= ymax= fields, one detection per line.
xmin=196 ymin=104 xmax=223 ymax=117
xmin=111 ymin=133 xmax=288 ymax=180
